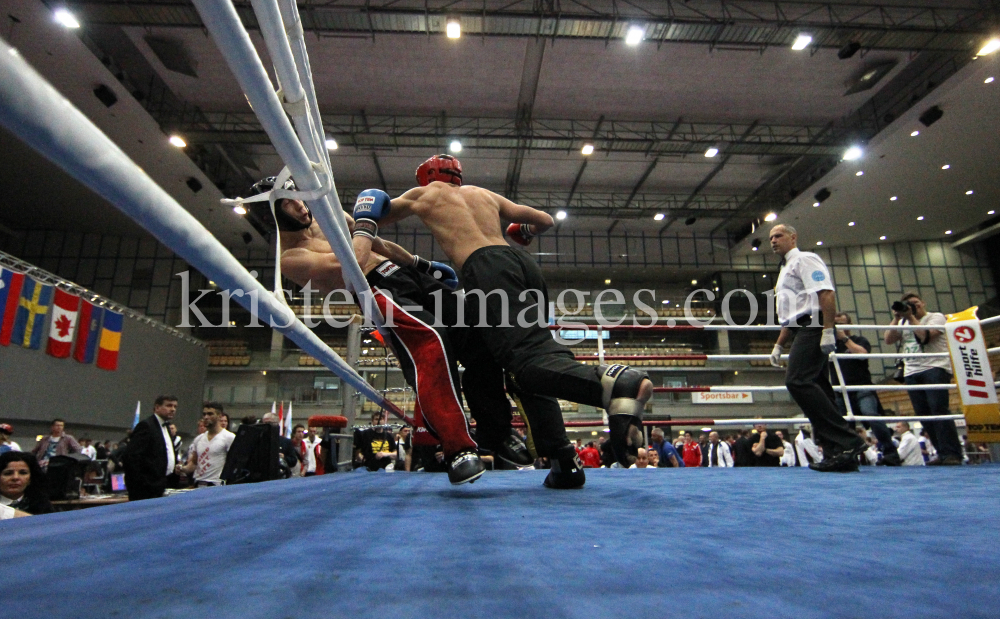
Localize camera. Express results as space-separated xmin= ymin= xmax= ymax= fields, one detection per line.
xmin=891 ymin=300 xmax=916 ymax=314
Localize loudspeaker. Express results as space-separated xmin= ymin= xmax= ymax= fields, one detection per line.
xmin=919 ymin=105 xmax=943 ymax=127
xmin=93 ymin=84 xmax=118 ymax=108
xmin=221 ymin=423 xmax=280 ymax=485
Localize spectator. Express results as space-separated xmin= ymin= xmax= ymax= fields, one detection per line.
xmin=395 ymin=426 xmax=411 ymax=472
xmin=95 ymin=440 xmax=110 ymax=460
xmin=794 ymin=428 xmax=823 ymax=466
xmin=291 ymin=425 xmax=314 ymax=476
xmin=649 ymin=428 xmax=682 ymax=468
xmin=732 ymin=429 xmax=753 ymax=467
xmin=919 ymin=429 xmax=937 ymax=463
xmin=353 ymin=412 xmax=396 ymax=471
xmin=305 ymin=427 xmax=323 ymax=475
xmin=79 ymin=438 xmax=97 ymax=460
xmin=0 ymin=423 xmax=22 ymax=454
xmin=855 ymin=428 xmax=878 ymax=465
xmin=776 ymin=430 xmax=796 ymax=467
xmin=32 ymin=419 xmax=81 ymax=470
xmin=749 ymin=424 xmax=783 ymax=467
xmin=705 ymin=431 xmax=733 ymax=468
xmin=124 ymin=396 xmax=178 ymax=500
xmin=578 ymin=442 xmax=601 ymax=468
xmin=179 ymin=403 xmax=236 ymax=487
xmin=884 ymin=292 xmax=963 ymax=465
xmin=628 ymin=448 xmax=652 ymax=469
xmin=647 ymin=448 xmax=659 ymax=468
xmin=0 ymin=452 xmax=53 ymax=515
xmin=681 ymin=432 xmax=702 ymax=468
xmin=698 ymin=433 xmax=711 ymax=467
xmin=219 ymin=413 xmax=230 ymax=431
xmin=262 ymin=412 xmax=299 ymax=476
xmin=894 ymin=422 xmax=924 ymax=466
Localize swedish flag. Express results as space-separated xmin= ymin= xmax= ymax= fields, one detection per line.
xmin=10 ymin=277 xmax=53 ymax=350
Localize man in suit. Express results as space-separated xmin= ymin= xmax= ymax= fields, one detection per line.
xmin=123 ymin=395 xmax=177 ymax=500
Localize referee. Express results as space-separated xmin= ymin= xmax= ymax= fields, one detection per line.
xmin=767 ymin=224 xmax=866 ymax=472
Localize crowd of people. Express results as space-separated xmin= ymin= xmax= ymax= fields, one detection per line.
xmin=2 ymin=395 xmax=994 ymax=520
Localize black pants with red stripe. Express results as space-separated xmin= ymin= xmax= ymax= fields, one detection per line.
xmin=364 ymin=262 xmax=477 ymax=457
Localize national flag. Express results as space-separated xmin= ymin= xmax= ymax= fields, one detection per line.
xmin=10 ymin=277 xmax=53 ymax=350
xmin=285 ymin=401 xmax=293 ymax=439
xmin=95 ymin=309 xmax=124 ymax=371
xmin=132 ymin=401 xmax=141 ymax=428
xmin=73 ymin=300 xmax=104 ymax=364
xmin=0 ymin=267 xmax=26 ymax=346
xmin=46 ymin=289 xmax=80 ymax=358
xmin=278 ymin=401 xmax=285 ymax=436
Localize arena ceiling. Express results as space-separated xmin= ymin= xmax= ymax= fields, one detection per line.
xmin=1 ymin=0 xmax=998 ymax=256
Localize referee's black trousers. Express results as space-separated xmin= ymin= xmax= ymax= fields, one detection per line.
xmin=786 ymin=327 xmax=864 ymax=455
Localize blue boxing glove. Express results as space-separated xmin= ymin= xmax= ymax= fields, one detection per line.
xmin=413 ymin=256 xmax=459 ymax=290
xmin=352 ymin=188 xmax=391 ymax=240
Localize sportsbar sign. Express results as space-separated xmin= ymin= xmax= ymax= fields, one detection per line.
xmin=692 ymin=392 xmax=754 ymax=404
xmin=945 ymin=307 xmax=1000 ymax=442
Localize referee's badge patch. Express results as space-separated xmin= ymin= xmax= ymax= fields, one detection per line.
xmin=811 ymin=270 xmax=826 ymax=282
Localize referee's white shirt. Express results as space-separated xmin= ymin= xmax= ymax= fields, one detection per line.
xmin=774 ymin=247 xmax=835 ymax=326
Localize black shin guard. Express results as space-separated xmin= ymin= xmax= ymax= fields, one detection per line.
xmin=600 ymin=364 xmax=650 ymax=467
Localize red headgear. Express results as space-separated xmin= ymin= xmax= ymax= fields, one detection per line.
xmin=415 ymin=154 xmax=463 ymax=187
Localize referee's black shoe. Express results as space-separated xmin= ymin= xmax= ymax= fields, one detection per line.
xmin=448 ymin=450 xmax=486 ymax=485
xmin=494 ymin=434 xmax=534 ymax=469
xmin=809 ymin=441 xmax=866 ymax=473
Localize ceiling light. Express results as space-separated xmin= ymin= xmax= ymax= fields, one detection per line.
xmin=855 ymin=170 xmax=864 ymax=176
xmin=555 ymin=210 xmax=567 ymax=220
xmin=945 ymin=230 xmax=953 ymax=235
xmin=762 ymin=275 xmax=767 ymax=279
xmin=764 ymin=212 xmax=777 ymax=222
xmin=752 ymin=247 xmax=758 ymax=251
xmin=879 ymin=235 xmax=887 ymax=240
xmin=446 ymin=19 xmax=461 ymax=39
xmin=791 ymin=33 xmax=812 ymax=50
xmin=813 ymin=202 xmax=820 ymax=207
xmin=704 ymin=147 xmax=719 ymax=158
xmin=989 ymin=210 xmax=996 ymax=215
xmin=605 ymin=279 xmax=611 ymax=285
xmin=941 ymin=164 xmax=950 ymax=170
xmin=449 ymin=140 xmax=462 ymax=153
xmin=917 ymin=216 xmax=924 ymax=221
xmin=966 ymin=190 xmax=974 ymax=195
xmin=653 ymin=213 xmax=665 ymax=221
xmin=910 ymin=130 xmax=920 ymax=137
xmin=581 ymin=144 xmax=595 ymax=156
xmin=325 ymin=138 xmax=338 ymax=150
xmin=816 ymin=241 xmax=823 ymax=246
xmin=625 ymin=25 xmax=644 ymax=46
xmin=848 ymin=222 xmax=855 ymax=226
xmin=986 ymin=77 xmax=995 ymax=84
xmin=169 ymin=135 xmax=186 ymax=148
xmin=233 ymin=205 xmax=247 ymax=215
xmin=691 ymin=280 xmax=698 ymax=285
xmin=890 ymin=196 xmax=898 ymax=201
xmin=842 ymin=146 xmax=863 ymax=161
xmin=977 ymin=38 xmax=1000 ymax=56
xmin=661 ymin=300 xmax=668 ymax=304
xmin=53 ymin=8 xmax=80 ymax=29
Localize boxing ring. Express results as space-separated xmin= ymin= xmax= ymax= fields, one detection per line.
xmin=2 ymin=2 xmax=1000 ymax=617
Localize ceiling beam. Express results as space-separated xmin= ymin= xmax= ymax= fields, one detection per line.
xmin=67 ymin=1 xmax=993 ymax=53
xmin=622 ymin=157 xmax=660 ymax=211
xmin=172 ymin=113 xmax=842 ymax=157
xmin=681 ymin=120 xmax=760 ymax=209
xmin=566 ymin=115 xmax=605 ymax=205
xmin=505 ymin=38 xmax=546 ymax=200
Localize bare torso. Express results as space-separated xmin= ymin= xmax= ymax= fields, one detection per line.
xmin=388 ymin=183 xmax=510 ymax=269
xmin=279 ymin=222 xmax=386 ymax=294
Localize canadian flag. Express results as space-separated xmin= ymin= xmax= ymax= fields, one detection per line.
xmin=46 ymin=289 xmax=80 ymax=358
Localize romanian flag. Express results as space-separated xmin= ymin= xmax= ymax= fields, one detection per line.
xmin=46 ymin=289 xmax=80 ymax=358
xmin=0 ymin=267 xmax=26 ymax=346
xmin=10 ymin=277 xmax=53 ymax=350
xmin=96 ymin=309 xmax=123 ymax=371
xmin=73 ymin=300 xmax=104 ymax=364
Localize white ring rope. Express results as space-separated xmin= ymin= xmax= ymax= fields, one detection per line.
xmin=0 ymin=37 xmax=403 ymax=418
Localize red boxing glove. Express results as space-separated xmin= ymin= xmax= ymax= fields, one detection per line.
xmin=506 ymin=223 xmax=536 ymax=246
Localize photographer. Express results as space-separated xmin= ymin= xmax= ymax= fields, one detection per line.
xmin=830 ymin=313 xmax=901 ymax=465
xmin=884 ymin=293 xmax=963 ymax=465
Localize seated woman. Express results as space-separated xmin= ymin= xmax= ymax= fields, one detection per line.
xmin=0 ymin=451 xmax=54 ymax=515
